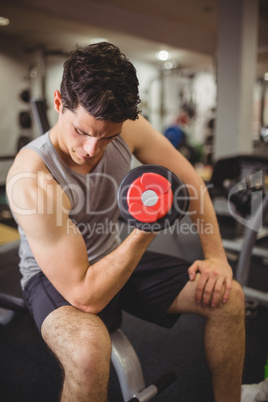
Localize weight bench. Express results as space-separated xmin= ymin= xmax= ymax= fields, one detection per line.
xmin=0 ymin=239 xmax=176 ymax=402
xmin=0 ymin=292 xmax=175 ymax=401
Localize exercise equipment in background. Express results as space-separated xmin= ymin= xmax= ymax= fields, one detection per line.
xmin=164 ymin=125 xmax=200 ymax=165
xmin=208 ymin=154 xmax=268 ymax=308
xmin=31 ymin=98 xmax=51 ymax=135
xmin=259 ymin=76 xmax=268 ymax=146
xmin=164 ymin=125 xmax=185 ymax=149
xmin=235 ymin=194 xmax=268 ymax=308
xmin=209 ymin=154 xmax=268 ymax=218
xmin=16 ymin=88 xmax=33 ymax=152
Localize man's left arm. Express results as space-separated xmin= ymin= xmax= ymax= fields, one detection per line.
xmin=122 ymin=115 xmax=233 ymax=307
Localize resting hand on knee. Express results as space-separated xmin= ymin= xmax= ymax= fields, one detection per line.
xmin=188 ymin=257 xmax=233 ymax=308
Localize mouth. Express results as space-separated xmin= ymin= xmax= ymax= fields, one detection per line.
xmin=77 ymin=153 xmax=91 ymax=160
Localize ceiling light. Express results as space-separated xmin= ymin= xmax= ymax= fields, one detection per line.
xmin=0 ymin=16 xmax=10 ymax=26
xmin=158 ymin=50 xmax=169 ymax=61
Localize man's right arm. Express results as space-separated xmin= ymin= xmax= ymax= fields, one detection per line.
xmin=7 ymin=150 xmax=156 ymax=314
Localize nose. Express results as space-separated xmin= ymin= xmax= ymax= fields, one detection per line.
xmin=83 ymin=137 xmax=100 ymax=157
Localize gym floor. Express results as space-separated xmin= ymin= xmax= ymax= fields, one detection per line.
xmin=0 ymin=216 xmax=268 ymax=401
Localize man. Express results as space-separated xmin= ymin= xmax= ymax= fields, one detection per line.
xmin=7 ymin=42 xmax=245 ymax=402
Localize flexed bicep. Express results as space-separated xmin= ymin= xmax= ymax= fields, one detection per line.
xmin=7 ymin=161 xmax=90 ymax=296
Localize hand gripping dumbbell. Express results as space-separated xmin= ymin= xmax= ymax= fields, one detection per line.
xmin=118 ymin=164 xmax=190 ymax=231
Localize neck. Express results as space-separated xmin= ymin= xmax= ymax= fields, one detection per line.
xmin=49 ymin=124 xmax=103 ymax=174
xmin=49 ymin=124 xmax=69 ymax=162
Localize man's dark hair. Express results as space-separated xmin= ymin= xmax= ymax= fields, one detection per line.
xmin=60 ymin=42 xmax=141 ymax=122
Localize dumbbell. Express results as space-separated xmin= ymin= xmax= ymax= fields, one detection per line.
xmin=117 ymin=164 xmax=189 ymax=232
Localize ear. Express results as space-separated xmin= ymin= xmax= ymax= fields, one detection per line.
xmin=54 ymin=90 xmax=63 ymax=113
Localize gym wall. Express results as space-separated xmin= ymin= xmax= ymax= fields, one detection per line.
xmin=0 ymin=39 xmax=30 ymax=184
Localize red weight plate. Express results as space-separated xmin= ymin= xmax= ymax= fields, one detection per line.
xmin=127 ymin=173 xmax=173 ymax=223
xmin=140 ymin=172 xmax=171 ymax=193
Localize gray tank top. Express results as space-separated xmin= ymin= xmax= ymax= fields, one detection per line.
xmin=18 ymin=132 xmax=132 ymax=289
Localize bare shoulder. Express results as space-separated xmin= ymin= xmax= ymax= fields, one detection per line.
xmin=120 ymin=114 xmax=200 ymax=186
xmin=6 ymin=148 xmax=71 ymax=229
xmin=7 ymin=148 xmax=48 ymax=180
xmin=7 ymin=149 xmax=51 ymax=208
xmin=121 ymin=114 xmax=158 ymax=153
xmin=121 ymin=114 xmax=178 ymax=163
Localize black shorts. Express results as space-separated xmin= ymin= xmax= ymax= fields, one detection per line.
xmin=23 ymin=251 xmax=191 ymax=333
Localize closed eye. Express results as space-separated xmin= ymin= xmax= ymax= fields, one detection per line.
xmin=74 ymin=125 xmax=121 ymax=140
xmin=99 ymin=133 xmax=121 ymax=141
xmin=74 ymin=127 xmax=87 ymax=136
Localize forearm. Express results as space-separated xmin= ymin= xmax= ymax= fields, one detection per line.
xmin=70 ymin=229 xmax=156 ymax=313
xmin=188 ymin=185 xmax=234 ymax=305
xmin=189 ymin=177 xmax=227 ymax=261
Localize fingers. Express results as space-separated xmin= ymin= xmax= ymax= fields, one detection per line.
xmin=190 ymin=259 xmax=233 ymax=308
xmin=195 ymin=269 xmax=209 ymax=304
xmin=210 ymin=276 xmax=224 ymax=307
xmin=208 ymin=276 xmax=232 ymax=307
xmin=222 ymin=276 xmax=233 ymax=304
xmin=188 ymin=260 xmax=200 ymax=281
xmin=196 ymin=275 xmax=224 ymax=307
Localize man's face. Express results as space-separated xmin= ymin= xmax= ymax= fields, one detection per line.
xmin=57 ymin=101 xmax=124 ymax=168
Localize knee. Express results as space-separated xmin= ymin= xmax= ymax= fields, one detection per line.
xmin=73 ymin=320 xmax=112 ymax=373
xmin=224 ymin=280 xmax=245 ymax=319
xmin=42 ymin=307 xmax=112 ymax=379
